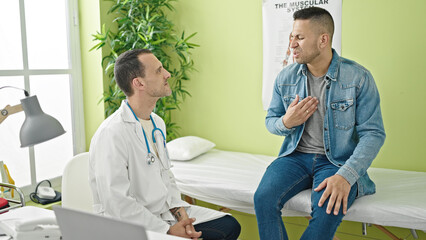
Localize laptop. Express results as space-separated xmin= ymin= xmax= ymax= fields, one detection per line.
xmin=53 ymin=206 xmax=148 ymax=240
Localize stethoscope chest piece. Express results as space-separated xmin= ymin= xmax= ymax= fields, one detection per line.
xmin=147 ymin=153 xmax=156 ymax=165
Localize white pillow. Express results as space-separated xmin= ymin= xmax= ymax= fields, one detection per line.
xmin=167 ymin=136 xmax=215 ymax=161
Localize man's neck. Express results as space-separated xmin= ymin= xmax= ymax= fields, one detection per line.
xmin=307 ymin=48 xmax=333 ymax=77
xmin=127 ymin=95 xmax=158 ymax=120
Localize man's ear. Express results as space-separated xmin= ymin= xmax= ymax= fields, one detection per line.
xmin=319 ymin=34 xmax=330 ymax=49
xmin=132 ymin=77 xmax=144 ymax=89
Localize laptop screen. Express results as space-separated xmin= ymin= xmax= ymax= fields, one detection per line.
xmin=53 ymin=206 xmax=148 ymax=240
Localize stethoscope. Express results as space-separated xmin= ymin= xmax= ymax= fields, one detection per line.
xmin=126 ymin=101 xmax=170 ymax=169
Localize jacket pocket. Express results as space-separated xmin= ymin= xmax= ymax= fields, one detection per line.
xmin=282 ymin=95 xmax=296 ymax=109
xmin=330 ymin=99 xmax=355 ymax=130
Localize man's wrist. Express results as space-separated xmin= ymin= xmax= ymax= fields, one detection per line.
xmin=283 ymin=121 xmax=292 ymax=129
xmin=170 ymin=207 xmax=182 ymax=221
xmin=170 ymin=207 xmax=189 ymax=221
xmin=282 ymin=116 xmax=293 ymax=129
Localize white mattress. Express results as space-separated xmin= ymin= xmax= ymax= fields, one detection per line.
xmin=171 ymin=149 xmax=426 ymax=231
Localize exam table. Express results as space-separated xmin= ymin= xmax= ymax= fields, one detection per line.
xmin=171 ymin=149 xmax=426 ymax=239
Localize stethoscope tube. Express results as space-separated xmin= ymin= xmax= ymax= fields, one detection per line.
xmin=126 ymin=101 xmax=160 ymax=165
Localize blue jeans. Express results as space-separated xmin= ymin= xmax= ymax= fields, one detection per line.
xmin=254 ymin=151 xmax=358 ymax=240
xmin=194 ymin=215 xmax=241 ymax=240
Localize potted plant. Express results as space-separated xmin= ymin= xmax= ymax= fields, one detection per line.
xmin=92 ymin=0 xmax=199 ymax=141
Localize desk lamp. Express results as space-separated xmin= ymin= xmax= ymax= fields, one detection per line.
xmin=0 ymin=86 xmax=66 ymax=212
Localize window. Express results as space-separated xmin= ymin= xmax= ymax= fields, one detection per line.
xmin=0 ymin=0 xmax=85 ymax=195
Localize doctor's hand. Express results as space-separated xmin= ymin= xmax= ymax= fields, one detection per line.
xmin=168 ymin=218 xmax=202 ymax=239
xmin=314 ymin=174 xmax=351 ymax=215
xmin=184 ymin=221 xmax=199 ymax=239
xmin=282 ymin=95 xmax=318 ymax=129
xmin=170 ymin=207 xmax=200 ymax=239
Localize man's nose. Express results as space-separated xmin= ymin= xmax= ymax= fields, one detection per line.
xmin=290 ymin=38 xmax=297 ymax=49
xmin=164 ymin=69 xmax=171 ymax=79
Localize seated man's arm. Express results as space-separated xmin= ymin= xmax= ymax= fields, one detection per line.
xmin=336 ymin=70 xmax=386 ymax=187
xmin=316 ymin=70 xmax=386 ymax=216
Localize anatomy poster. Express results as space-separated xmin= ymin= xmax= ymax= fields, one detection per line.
xmin=262 ymin=0 xmax=342 ymax=110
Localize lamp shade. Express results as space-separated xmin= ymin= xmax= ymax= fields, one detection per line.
xmin=19 ymin=95 xmax=66 ymax=147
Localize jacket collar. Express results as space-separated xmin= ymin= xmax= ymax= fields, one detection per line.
xmin=297 ymin=48 xmax=340 ymax=82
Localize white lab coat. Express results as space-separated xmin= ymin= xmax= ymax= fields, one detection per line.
xmin=89 ymin=101 xmax=226 ymax=234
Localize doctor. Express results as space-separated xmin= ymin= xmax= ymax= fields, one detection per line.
xmin=89 ymin=49 xmax=241 ymax=239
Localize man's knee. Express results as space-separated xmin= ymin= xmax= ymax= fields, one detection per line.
xmin=224 ymin=216 xmax=241 ymax=240
xmin=254 ymin=187 xmax=264 ymax=206
xmin=254 ymin=185 xmax=273 ymax=209
xmin=310 ymin=201 xmax=346 ymax=227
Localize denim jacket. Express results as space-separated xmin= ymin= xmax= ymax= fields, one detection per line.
xmin=266 ymin=49 xmax=385 ymax=197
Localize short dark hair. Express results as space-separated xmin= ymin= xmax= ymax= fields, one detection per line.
xmin=114 ymin=49 xmax=152 ymax=96
xmin=293 ymin=7 xmax=334 ymax=41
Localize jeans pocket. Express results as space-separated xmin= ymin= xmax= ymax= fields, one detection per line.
xmin=330 ymin=99 xmax=355 ymax=130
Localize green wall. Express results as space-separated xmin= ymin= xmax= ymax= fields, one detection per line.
xmin=341 ymin=0 xmax=426 ymax=171
xmin=79 ymin=0 xmax=426 ymax=239
xmin=172 ymin=0 xmax=284 ymax=156
xmin=78 ymin=0 xmax=104 ymax=149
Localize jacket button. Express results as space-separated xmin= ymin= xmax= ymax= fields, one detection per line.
xmin=324 ymin=127 xmax=328 ymax=131
xmin=326 ymin=149 xmax=330 ymax=152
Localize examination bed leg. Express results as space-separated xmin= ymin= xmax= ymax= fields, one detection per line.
xmin=410 ymin=229 xmax=418 ymax=239
xmin=183 ymin=195 xmax=196 ymax=205
xmin=182 ymin=194 xmax=232 ymax=212
xmin=362 ymin=223 xmax=368 ymax=235
xmin=364 ymin=223 xmax=419 ymax=240
xmin=373 ymin=224 xmax=403 ymax=240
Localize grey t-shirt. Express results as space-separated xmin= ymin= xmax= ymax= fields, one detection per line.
xmin=296 ymin=70 xmax=326 ymax=154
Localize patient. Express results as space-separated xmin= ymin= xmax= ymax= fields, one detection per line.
xmin=89 ymin=49 xmax=240 ymax=239
xmin=254 ymin=7 xmax=385 ymax=240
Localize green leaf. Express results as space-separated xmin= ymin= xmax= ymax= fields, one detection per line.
xmin=187 ymin=42 xmax=200 ymax=47
xmin=151 ymin=38 xmax=166 ymax=45
xmin=184 ymin=32 xmax=197 ymax=42
xmin=145 ymin=4 xmax=150 ymax=20
xmin=89 ymin=42 xmax=104 ymax=51
xmin=105 ymin=62 xmax=115 ymax=73
xmin=138 ymin=33 xmax=147 ymax=42
xmin=148 ymin=14 xmax=159 ymax=22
